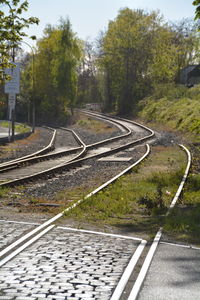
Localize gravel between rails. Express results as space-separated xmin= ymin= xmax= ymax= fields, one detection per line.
xmin=54 ymin=128 xmax=80 ymax=148
xmin=68 ymin=125 xmax=122 ymax=145
xmin=22 ymin=145 xmax=147 ymax=200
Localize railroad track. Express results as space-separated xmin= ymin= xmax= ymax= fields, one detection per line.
xmin=0 ymin=139 xmax=191 ymax=300
xmin=0 ymin=113 xmax=154 ymax=187
xmin=0 ymin=127 xmax=83 ymax=171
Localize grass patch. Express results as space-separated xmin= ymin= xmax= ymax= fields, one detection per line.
xmin=76 ymin=116 xmax=116 ymax=133
xmin=64 ymin=145 xmax=186 ymax=238
xmin=164 ymin=172 xmax=200 ymax=245
xmin=0 ymin=121 xmax=30 ymax=133
xmin=0 ymin=187 xmax=9 ymax=198
xmin=15 ymin=123 xmax=30 ymax=134
xmin=55 ymin=185 xmax=90 ymax=206
xmin=0 ymin=121 xmax=9 ymax=128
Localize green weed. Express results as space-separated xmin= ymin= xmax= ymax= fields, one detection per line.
xmin=0 ymin=121 xmax=9 ymax=128
xmin=0 ymin=187 xmax=9 ymax=198
xmin=186 ymin=174 xmax=200 ymax=192
xmin=164 ymin=205 xmax=200 ymax=244
xmin=15 ymin=124 xmax=30 ymax=133
xmin=164 ymin=171 xmax=200 ymax=244
xmin=0 ymin=121 xmax=30 ymax=133
xmin=76 ymin=117 xmax=114 ymax=133
xmin=29 ymin=197 xmax=39 ymax=204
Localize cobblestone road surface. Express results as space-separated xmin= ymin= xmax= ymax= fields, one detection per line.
xmin=0 ymin=225 xmax=139 ymax=300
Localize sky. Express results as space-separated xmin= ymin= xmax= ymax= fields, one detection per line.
xmin=21 ymin=0 xmax=197 ymax=49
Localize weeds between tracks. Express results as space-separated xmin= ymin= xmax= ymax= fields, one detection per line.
xmin=64 ymin=145 xmax=186 ymax=239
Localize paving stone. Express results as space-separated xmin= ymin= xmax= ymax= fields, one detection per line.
xmin=75 ymin=284 xmax=94 ymax=291
xmin=31 ymin=294 xmax=47 ymax=298
xmin=0 ymin=283 xmax=9 ymax=288
xmin=56 ymin=292 xmax=73 ymax=296
xmin=62 ymin=298 xmax=79 ymax=300
xmin=69 ymin=279 xmax=89 ymax=285
xmin=49 ymin=288 xmax=62 ymax=293
xmin=3 ymin=294 xmax=27 ymax=298
xmin=53 ymin=283 xmax=73 ymax=289
xmin=41 ymin=282 xmax=54 ymax=287
xmin=7 ymin=293 xmax=30 ymax=297
xmin=46 ymin=296 xmax=65 ymax=300
xmin=46 ymin=297 xmax=68 ymax=300
xmin=90 ymin=280 xmax=105 ymax=286
xmin=95 ymin=286 xmax=113 ymax=293
xmin=15 ymin=297 xmax=36 ymax=300
xmin=23 ymin=281 xmax=38 ymax=287
xmin=0 ymin=227 xmax=138 ymax=299
xmin=75 ymin=292 xmax=96 ymax=298
xmin=3 ymin=289 xmax=18 ymax=293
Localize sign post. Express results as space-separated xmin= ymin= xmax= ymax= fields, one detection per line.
xmin=4 ymin=63 xmax=20 ymax=141
xmin=5 ymin=63 xmax=20 ymax=94
xmin=8 ymin=93 xmax=16 ymax=114
xmin=8 ymin=94 xmax=16 ymax=141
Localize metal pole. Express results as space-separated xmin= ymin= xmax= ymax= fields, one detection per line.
xmin=11 ymin=47 xmax=15 ymax=142
xmin=8 ymin=3 xmax=15 ymax=142
xmin=19 ymin=41 xmax=35 ymax=132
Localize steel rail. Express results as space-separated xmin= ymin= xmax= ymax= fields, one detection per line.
xmin=0 ymin=144 xmax=151 ymax=265
xmin=0 ymin=117 xmax=154 ymax=187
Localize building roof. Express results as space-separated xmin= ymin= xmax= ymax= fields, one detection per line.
xmin=188 ymin=64 xmax=200 ymax=78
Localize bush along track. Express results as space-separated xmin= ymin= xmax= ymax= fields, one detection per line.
xmin=138 ymin=84 xmax=200 ymax=142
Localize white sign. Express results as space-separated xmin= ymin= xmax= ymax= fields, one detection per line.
xmin=8 ymin=93 xmax=16 ymax=110
xmin=5 ymin=63 xmax=20 ymax=94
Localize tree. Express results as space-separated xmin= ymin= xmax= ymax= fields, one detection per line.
xmin=170 ymin=18 xmax=200 ymax=81
xmin=98 ymin=8 xmax=179 ymax=115
xmin=193 ymin=0 xmax=200 ymax=25
xmin=21 ymin=18 xmax=82 ymax=124
xmin=0 ymin=0 xmax=39 ymax=81
xmin=51 ymin=18 xmax=82 ymax=113
xmin=77 ymin=40 xmax=101 ymax=107
xmin=97 ymin=8 xmax=200 ymax=115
